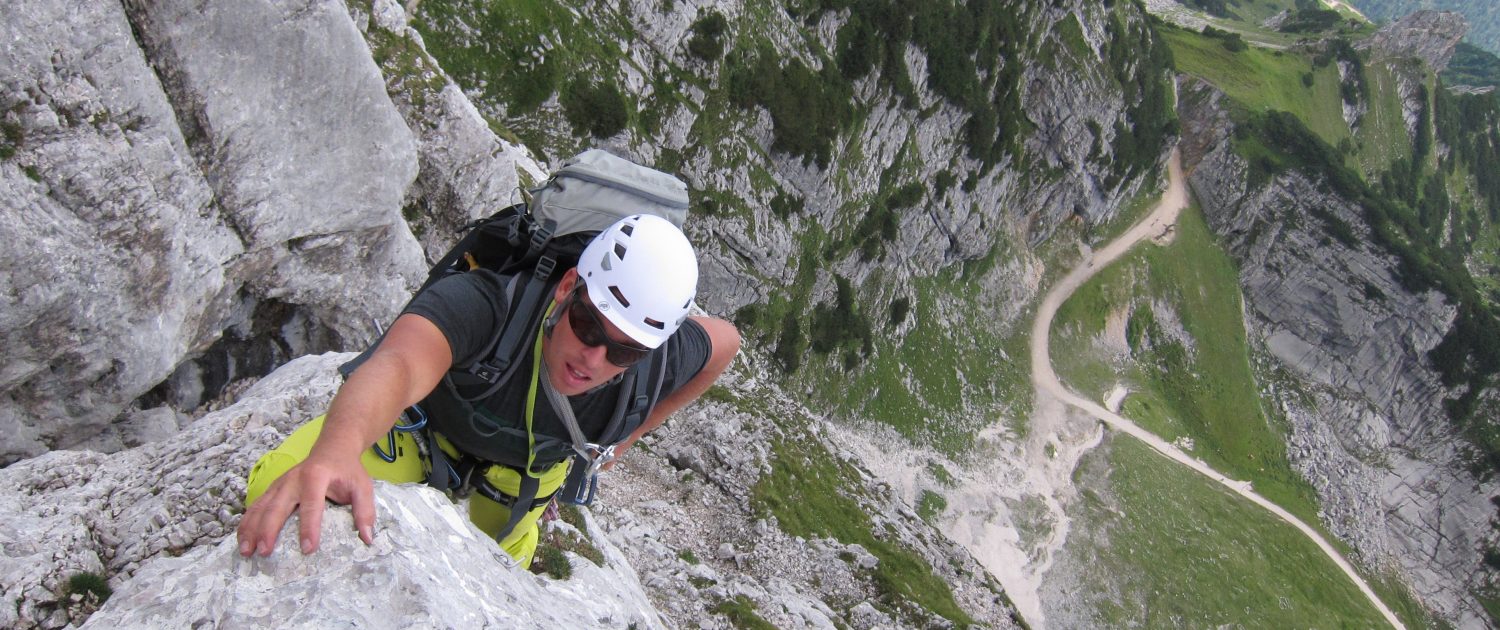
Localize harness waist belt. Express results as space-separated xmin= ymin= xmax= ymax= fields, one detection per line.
xmin=471 ymin=470 xmax=559 ymax=508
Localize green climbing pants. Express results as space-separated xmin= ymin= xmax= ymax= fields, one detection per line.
xmin=245 ymin=415 xmax=568 ymax=569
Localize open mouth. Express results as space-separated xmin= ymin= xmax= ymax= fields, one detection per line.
xmin=564 ymin=362 xmax=591 ymax=386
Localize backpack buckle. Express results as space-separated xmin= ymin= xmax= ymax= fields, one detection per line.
xmin=470 ymin=360 xmax=506 ymax=383
xmin=528 ymin=218 xmax=555 ymax=257
xmin=533 ymin=255 xmax=556 ymax=281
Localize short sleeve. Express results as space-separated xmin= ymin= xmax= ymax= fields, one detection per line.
xmin=403 ymin=271 xmax=513 ymax=367
xmin=660 ymin=318 xmax=712 ymax=395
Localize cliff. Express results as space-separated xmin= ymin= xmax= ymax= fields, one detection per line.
xmin=0 ymin=0 xmax=427 ymax=464
xmin=1180 ymin=73 xmax=1498 ymax=627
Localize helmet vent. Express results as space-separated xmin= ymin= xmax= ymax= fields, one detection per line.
xmin=614 ymin=242 xmax=628 ymax=259
xmin=644 ymin=317 xmax=665 ymax=330
xmin=598 ymin=252 xmax=613 ymax=271
xmin=620 ymin=223 xmax=634 ymax=236
xmin=609 ymin=285 xmax=631 ymax=307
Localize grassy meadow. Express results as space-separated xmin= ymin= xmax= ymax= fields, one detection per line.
xmin=1043 ymin=436 xmax=1407 ymax=628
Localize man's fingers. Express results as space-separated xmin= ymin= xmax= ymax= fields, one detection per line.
xmin=236 ymin=500 xmax=259 ymax=557
xmin=235 ymin=462 xmax=373 ymax=558
xmin=350 ymin=481 xmax=376 ymax=545
xmin=243 ymin=483 xmax=299 ymax=557
xmin=296 ymin=490 xmax=327 ymax=555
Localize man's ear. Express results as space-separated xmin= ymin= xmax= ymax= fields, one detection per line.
xmin=554 ymin=268 xmax=580 ymax=303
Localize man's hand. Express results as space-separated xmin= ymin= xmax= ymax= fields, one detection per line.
xmin=236 ymin=314 xmax=454 ymax=558
xmin=236 ymin=455 xmax=376 ymax=557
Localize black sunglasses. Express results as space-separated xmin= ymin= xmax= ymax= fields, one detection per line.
xmin=567 ymin=285 xmax=651 ymax=367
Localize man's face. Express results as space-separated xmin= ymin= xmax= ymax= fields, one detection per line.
xmin=542 ymin=270 xmax=645 ymax=396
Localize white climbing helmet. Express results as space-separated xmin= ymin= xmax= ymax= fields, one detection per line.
xmin=576 ymin=214 xmax=698 ymax=349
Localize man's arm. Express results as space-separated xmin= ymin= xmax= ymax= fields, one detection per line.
xmin=236 ymin=313 xmax=453 ymax=557
xmin=609 ymin=316 xmax=739 ymax=461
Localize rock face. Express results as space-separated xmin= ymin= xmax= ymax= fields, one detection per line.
xmin=1358 ymin=10 xmax=1469 ymax=72
xmin=1180 ymin=77 xmax=1498 ymax=628
xmin=0 ymin=353 xmax=1019 ymax=629
xmin=0 ymin=0 xmax=426 ymax=465
xmin=80 ymin=483 xmax=666 ymax=629
xmin=0 ymin=354 xmax=664 ymax=629
xmin=0 ymin=354 xmax=341 ymax=628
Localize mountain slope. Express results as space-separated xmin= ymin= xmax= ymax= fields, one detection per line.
xmin=1157 ymin=7 xmax=1500 ymax=625
xmin=5 ymin=0 xmax=1500 ymax=627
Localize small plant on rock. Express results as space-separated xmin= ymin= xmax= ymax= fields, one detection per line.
xmin=61 ymin=571 xmax=111 ymax=621
xmin=64 ymin=572 xmax=111 ymax=604
xmin=711 ymin=595 xmax=776 ymax=630
xmin=532 ymin=545 xmax=572 ymax=580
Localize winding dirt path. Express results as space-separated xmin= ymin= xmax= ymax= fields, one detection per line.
xmin=1030 ymin=149 xmax=1404 ymax=629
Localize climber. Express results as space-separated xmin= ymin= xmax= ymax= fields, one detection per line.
xmin=235 ymin=213 xmax=740 ymax=568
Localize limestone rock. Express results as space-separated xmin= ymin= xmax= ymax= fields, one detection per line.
xmin=0 ymin=0 xmax=238 ymax=464
xmin=80 ymin=483 xmax=664 ymax=629
xmin=0 ymin=353 xmax=344 ymax=629
xmin=0 ymin=353 xmax=666 ymax=629
xmin=0 ymin=0 xmax=426 ymax=465
xmin=1359 ymin=10 xmax=1469 ymax=72
xmin=121 ymin=0 xmax=426 ymax=359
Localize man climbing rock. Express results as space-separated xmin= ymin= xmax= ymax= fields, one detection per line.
xmin=236 ymin=152 xmax=739 ymax=568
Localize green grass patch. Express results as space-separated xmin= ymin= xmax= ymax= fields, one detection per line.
xmin=711 ymin=595 xmax=777 ymax=630
xmin=1050 ymin=204 xmax=1324 ymax=528
xmin=753 ymin=436 xmax=975 ymax=626
xmin=532 ymin=545 xmax=572 ymax=579
xmin=926 ymin=460 xmax=955 ymax=486
xmin=916 ymin=490 xmax=947 ymax=523
xmin=1160 ymin=24 xmax=1353 ymax=150
xmin=532 ymin=506 xmax=604 ymax=574
xmin=798 ymin=266 xmax=1030 ymax=454
xmin=1479 ymin=587 xmax=1500 ymax=627
xmin=1353 ymin=61 xmax=1425 ymax=176
xmin=1049 ymin=436 xmax=1393 ymax=628
xmin=63 ymin=572 xmax=111 ymax=605
xmin=700 ymin=384 xmax=738 ymax=406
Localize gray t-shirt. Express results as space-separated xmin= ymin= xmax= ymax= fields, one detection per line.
xmin=405 ymin=269 xmax=711 ymax=445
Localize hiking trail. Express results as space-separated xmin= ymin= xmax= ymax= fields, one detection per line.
xmin=1029 ymin=148 xmax=1405 ymax=629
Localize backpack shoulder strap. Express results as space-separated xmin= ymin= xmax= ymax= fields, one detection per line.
xmin=602 ymin=342 xmax=669 ymax=446
xmin=457 ymin=255 xmax=556 ymax=399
